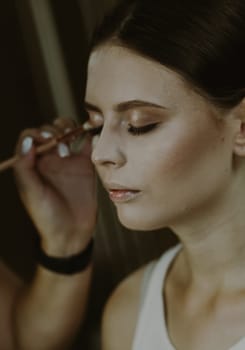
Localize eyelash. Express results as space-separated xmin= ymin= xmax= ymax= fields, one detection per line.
xmin=88 ymin=123 xmax=159 ymax=136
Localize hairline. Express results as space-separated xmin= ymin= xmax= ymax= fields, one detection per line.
xmin=90 ymin=38 xmax=228 ymax=113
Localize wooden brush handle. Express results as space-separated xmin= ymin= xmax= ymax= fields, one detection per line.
xmin=0 ymin=125 xmax=89 ymax=173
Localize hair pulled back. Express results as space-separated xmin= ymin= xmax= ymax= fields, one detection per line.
xmin=91 ymin=0 xmax=245 ymax=108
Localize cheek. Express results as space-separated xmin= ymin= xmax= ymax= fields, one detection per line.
xmin=121 ymin=131 xmax=227 ymax=230
xmin=158 ymin=134 xmax=204 ymax=177
xmin=156 ymin=122 xmax=225 ymax=178
xmin=138 ymin=120 xmax=230 ymax=212
xmin=141 ymin=131 xmax=202 ymax=185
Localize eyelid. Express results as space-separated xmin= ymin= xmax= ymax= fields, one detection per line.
xmin=128 ymin=119 xmax=159 ymax=128
xmin=88 ymin=122 xmax=160 ymax=137
xmin=127 ymin=122 xmax=159 ymax=135
xmin=129 ymin=110 xmax=165 ymax=126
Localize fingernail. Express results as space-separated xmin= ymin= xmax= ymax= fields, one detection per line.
xmin=57 ymin=143 xmax=70 ymax=158
xmin=21 ymin=136 xmax=33 ymax=155
xmin=83 ymin=121 xmax=93 ymax=130
xmin=92 ymin=135 xmax=99 ymax=148
xmin=40 ymin=131 xmax=53 ymax=139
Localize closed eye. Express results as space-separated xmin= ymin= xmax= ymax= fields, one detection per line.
xmin=127 ymin=123 xmax=159 ymax=135
xmin=88 ymin=123 xmax=159 ymax=136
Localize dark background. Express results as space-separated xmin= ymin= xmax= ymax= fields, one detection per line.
xmin=0 ymin=1 xmax=178 ymax=348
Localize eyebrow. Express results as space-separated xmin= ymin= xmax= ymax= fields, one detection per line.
xmin=84 ymin=100 xmax=167 ymax=113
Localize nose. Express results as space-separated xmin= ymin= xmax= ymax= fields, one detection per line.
xmin=91 ymin=130 xmax=126 ymax=168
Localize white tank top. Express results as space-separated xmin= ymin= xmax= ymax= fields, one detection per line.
xmin=132 ymin=244 xmax=245 ymax=350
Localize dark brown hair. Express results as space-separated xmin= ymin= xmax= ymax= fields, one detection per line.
xmin=90 ymin=0 xmax=245 ymax=108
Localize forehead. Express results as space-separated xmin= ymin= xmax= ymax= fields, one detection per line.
xmin=85 ymin=45 xmax=188 ymax=107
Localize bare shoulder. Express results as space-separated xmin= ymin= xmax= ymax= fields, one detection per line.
xmin=0 ymin=260 xmax=23 ymax=349
xmin=101 ymin=261 xmax=154 ymax=350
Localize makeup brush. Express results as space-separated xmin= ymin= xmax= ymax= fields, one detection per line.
xmin=0 ymin=123 xmax=96 ymax=173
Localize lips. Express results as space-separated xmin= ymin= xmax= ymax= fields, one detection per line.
xmin=108 ymin=189 xmax=141 ymax=202
xmin=103 ymin=181 xmax=141 ymax=202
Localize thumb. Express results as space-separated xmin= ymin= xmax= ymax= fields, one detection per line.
xmin=13 ymin=143 xmax=44 ymax=204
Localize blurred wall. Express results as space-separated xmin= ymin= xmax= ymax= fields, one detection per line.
xmin=0 ymin=1 xmax=178 ymax=349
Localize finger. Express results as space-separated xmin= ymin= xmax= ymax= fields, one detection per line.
xmin=53 ymin=117 xmax=77 ymax=133
xmin=39 ymin=125 xmax=73 ymax=158
xmin=13 ymin=143 xmax=44 ymax=205
xmin=39 ymin=124 xmax=73 ymax=158
xmin=57 ymin=142 xmax=71 ymax=158
xmin=79 ymin=134 xmax=93 ymax=157
xmin=39 ymin=124 xmax=63 ymax=139
xmin=15 ymin=128 xmax=43 ymax=155
xmin=14 ymin=128 xmax=45 ymax=176
xmin=54 ymin=118 xmax=86 ymax=155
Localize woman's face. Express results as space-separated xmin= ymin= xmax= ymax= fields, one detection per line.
xmin=85 ymin=45 xmax=234 ymax=231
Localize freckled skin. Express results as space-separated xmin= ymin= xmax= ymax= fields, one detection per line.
xmin=85 ymin=45 xmax=234 ymax=232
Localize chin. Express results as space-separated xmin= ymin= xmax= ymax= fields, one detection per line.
xmin=120 ymin=221 xmax=151 ymax=231
xmin=115 ymin=200 xmax=176 ymax=230
xmin=117 ymin=211 xmax=166 ymax=231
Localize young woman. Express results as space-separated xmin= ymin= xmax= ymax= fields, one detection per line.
xmin=12 ymin=0 xmax=245 ymax=349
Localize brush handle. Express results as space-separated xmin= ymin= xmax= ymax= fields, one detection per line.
xmin=0 ymin=138 xmax=58 ymax=173
xmin=0 ymin=155 xmax=20 ymax=172
xmin=0 ymin=125 xmax=89 ymax=173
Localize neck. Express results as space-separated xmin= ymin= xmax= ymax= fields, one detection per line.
xmin=171 ymin=179 xmax=245 ymax=294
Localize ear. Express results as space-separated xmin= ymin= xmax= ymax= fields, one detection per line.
xmin=232 ymin=98 xmax=245 ymax=157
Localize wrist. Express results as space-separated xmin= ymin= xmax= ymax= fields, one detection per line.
xmin=37 ymin=237 xmax=94 ymax=275
xmin=40 ymin=232 xmax=94 ymax=257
